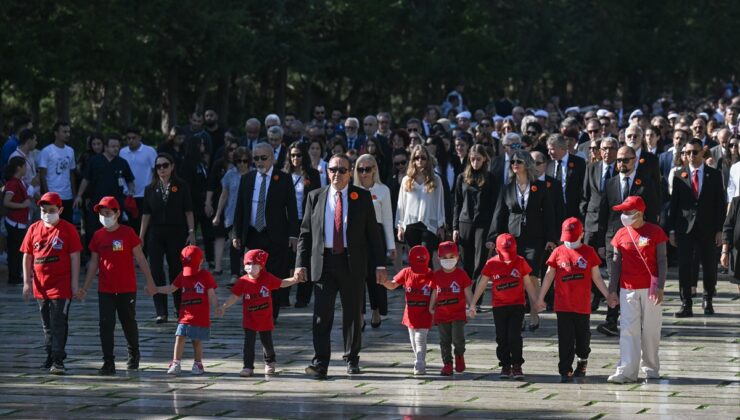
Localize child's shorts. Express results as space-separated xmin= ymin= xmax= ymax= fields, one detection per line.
xmin=176 ymin=323 xmax=210 ymax=341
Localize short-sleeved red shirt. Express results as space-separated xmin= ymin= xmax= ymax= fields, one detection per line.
xmin=546 ymin=244 xmax=602 ymax=314
xmin=88 ymin=225 xmax=142 ymax=293
xmin=230 ymin=272 xmax=282 ymax=331
xmin=393 ymin=268 xmax=433 ymax=329
xmin=20 ymin=219 xmax=83 ymax=299
xmin=481 ymin=255 xmax=532 ymax=307
xmin=172 ymin=270 xmax=217 ymax=327
xmin=431 ymin=268 xmax=472 ymax=324
xmin=4 ymin=178 xmax=30 ymax=225
xmin=611 ymin=223 xmax=668 ymax=290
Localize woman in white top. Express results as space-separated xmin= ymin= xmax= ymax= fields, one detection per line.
xmin=308 ymin=138 xmax=328 ymax=187
xmin=396 ymin=145 xmax=445 ymax=262
xmin=354 ymin=154 xmax=396 ymax=328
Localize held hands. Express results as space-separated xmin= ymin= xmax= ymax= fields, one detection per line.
xmin=145 ymin=283 xmax=157 ymax=296
xmin=669 ymin=232 xmax=677 ymax=248
xmin=74 ymin=288 xmax=87 ymax=301
xmin=467 ymin=306 xmax=477 ymax=319
xmin=535 ymin=299 xmax=547 ymax=313
xmin=215 ymin=306 xmax=225 ymax=317
xmin=294 ymin=267 xmax=307 ymax=283
xmin=375 ymin=268 xmax=388 ymax=285
xmin=607 ymin=292 xmax=618 ymax=308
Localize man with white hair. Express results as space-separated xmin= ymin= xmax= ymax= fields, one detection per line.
xmin=489 ymin=132 xmax=523 ymax=186
xmin=456 ymin=111 xmax=472 ymax=132
xmin=241 ymin=118 xmax=262 ymax=150
xmin=265 ymin=114 xmax=281 ymax=130
xmin=343 ymin=118 xmax=363 ymax=151
xmin=546 ymin=133 xmax=586 ymax=219
xmin=624 ymin=124 xmax=662 ymax=188
xmin=267 ymin=125 xmax=287 ymax=169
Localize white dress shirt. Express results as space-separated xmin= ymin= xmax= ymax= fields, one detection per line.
xmin=727 ymin=161 xmax=740 ymax=202
xmin=250 ymin=167 xmax=273 ymax=228
xmin=324 ymin=185 xmax=348 ymax=248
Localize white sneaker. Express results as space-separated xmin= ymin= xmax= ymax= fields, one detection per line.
xmin=265 ymin=362 xmax=276 ymax=375
xmin=607 ymin=373 xmax=633 ymax=384
xmin=413 ymin=361 xmax=426 ymax=375
xmin=192 ymin=361 xmax=205 ymax=375
xmin=240 ymin=368 xmax=254 ymax=377
xmin=167 ymin=361 xmax=181 ymax=375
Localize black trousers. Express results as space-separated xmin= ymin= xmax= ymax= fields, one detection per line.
xmin=492 ymin=305 xmax=525 ymax=367
xmin=364 ymin=223 xmax=388 ymax=315
xmin=604 ymin=239 xmax=620 ymax=325
xmin=38 ymin=299 xmax=70 ymax=362
xmin=312 ymin=252 xmax=364 ymax=367
xmin=459 ymin=222 xmax=487 ymax=306
xmin=229 ymin=243 xmax=242 ymax=276
xmin=148 ymin=225 xmax=186 ymax=317
xmin=404 ymin=222 xmax=439 ymax=257
xmin=245 ymin=227 xmax=289 ymax=320
xmin=61 ymin=199 xmax=74 ymax=224
xmin=677 ymin=233 xmax=717 ymax=302
xmin=84 ymin=201 xmax=102 ymax=253
xmin=243 ymin=328 xmax=276 ymax=369
xmin=98 ymin=292 xmax=139 ymax=362
xmin=5 ymin=221 xmax=26 ymax=283
xmin=556 ymin=312 xmax=591 ymax=375
xmin=194 ymin=209 xmax=215 ymax=264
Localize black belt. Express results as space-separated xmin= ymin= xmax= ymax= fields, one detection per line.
xmin=325 ymin=247 xmax=346 ymax=256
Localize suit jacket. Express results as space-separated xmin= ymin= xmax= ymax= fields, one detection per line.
xmin=487 ymin=179 xmax=558 ymax=244
xmin=635 ymin=150 xmax=662 ymax=191
xmin=723 ymin=196 xmax=740 ymax=251
xmin=545 ymin=154 xmax=586 ymax=219
xmin=596 ymin=172 xmax=660 ymax=247
xmin=658 ymin=150 xmax=675 ymax=181
xmin=543 ymin=174 xmax=565 ymax=228
xmin=296 ymin=185 xmax=385 ymax=283
xmin=273 ymin=144 xmax=287 ymax=170
xmin=669 ymin=165 xmax=726 ymax=236
xmin=293 ymin=168 xmax=321 ymax=219
xmin=232 ymin=170 xmax=298 ymax=245
xmin=489 ymin=155 xmax=508 ymax=187
xmin=581 ymin=161 xmax=616 ymax=233
xmin=453 ymin=171 xmax=498 ymax=229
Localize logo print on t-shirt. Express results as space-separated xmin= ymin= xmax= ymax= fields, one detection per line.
xmin=510 ymin=268 xmax=521 ymax=278
xmin=450 ymin=281 xmax=460 ymax=293
xmin=194 ymin=282 xmax=204 ymax=294
xmin=260 ymin=285 xmax=270 ymax=298
xmin=638 ymin=236 xmax=649 ymax=247
xmin=421 ymin=284 xmax=431 ymax=296
xmin=112 ymin=240 xmax=123 ymax=252
xmin=576 ymin=256 xmax=587 ymax=269
xmin=51 ymin=237 xmax=64 ymax=250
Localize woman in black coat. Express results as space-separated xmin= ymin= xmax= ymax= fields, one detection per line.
xmin=721 ymin=196 xmax=740 ymax=292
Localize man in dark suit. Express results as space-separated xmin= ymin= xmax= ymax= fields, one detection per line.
xmin=546 ymin=134 xmax=586 ymax=219
xmin=709 ymin=128 xmax=731 ymax=168
xmin=595 ymin=145 xmax=661 ymax=336
xmin=489 ymin=133 xmax=523 ymax=186
xmin=342 ymin=118 xmax=364 ymax=151
xmin=669 ymin=140 xmax=727 ymax=317
xmin=266 ymin=126 xmax=287 ymax=170
xmin=659 ymin=129 xmax=690 ymax=181
xmin=690 ymin=117 xmax=718 ymax=150
xmin=232 ymin=143 xmax=298 ymax=320
xmin=624 ymin=124 xmax=662 ymax=191
xmin=295 ymin=154 xmax=387 ymax=378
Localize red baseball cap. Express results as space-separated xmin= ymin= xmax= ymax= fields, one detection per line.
xmin=408 ymin=245 xmax=430 ymax=274
xmin=437 ymin=241 xmax=459 ymax=257
xmin=93 ymin=196 xmax=120 ymax=213
xmin=244 ymin=249 xmax=269 ymax=266
xmin=560 ymin=217 xmax=584 ymax=242
xmin=37 ymin=192 xmax=62 ymax=207
xmin=496 ymin=233 xmax=518 ymax=261
xmin=612 ymin=195 xmax=646 ymax=213
xmin=180 ymin=245 xmax=203 ymax=276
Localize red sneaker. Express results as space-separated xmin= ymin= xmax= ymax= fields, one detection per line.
xmin=499 ymin=365 xmax=511 ymax=379
xmin=440 ymin=363 xmax=453 ymax=376
xmin=454 ymin=355 xmax=466 ymax=373
xmin=511 ymin=364 xmax=524 ymax=380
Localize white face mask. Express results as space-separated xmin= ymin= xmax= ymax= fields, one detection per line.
xmin=99 ymin=214 xmax=117 ymax=229
xmin=440 ymin=258 xmax=458 ymax=270
xmin=620 ymin=213 xmax=637 ymax=227
xmin=564 ymin=239 xmax=582 ymax=249
xmin=244 ymin=264 xmax=261 ymax=278
xmin=41 ymin=212 xmax=59 ymax=225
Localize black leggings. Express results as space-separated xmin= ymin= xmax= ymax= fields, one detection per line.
xmin=243 ymin=329 xmax=276 ymax=369
xmin=148 ymin=225 xmax=187 ymax=317
xmin=98 ymin=292 xmax=139 ymax=362
xmin=404 ymin=222 xmax=439 ymax=266
xmin=492 ymin=305 xmax=525 ymax=367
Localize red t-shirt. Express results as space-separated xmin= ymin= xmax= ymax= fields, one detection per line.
xmin=546 ymin=245 xmax=602 ymax=314
xmin=481 ymin=255 xmax=532 ymax=307
xmin=172 ymin=270 xmax=217 ymax=327
xmin=431 ymin=268 xmax=472 ymax=324
xmin=230 ymin=272 xmax=282 ymax=331
xmin=611 ymin=223 xmax=668 ymax=290
xmin=88 ymin=225 xmax=142 ymax=293
xmin=20 ymin=219 xmax=83 ymax=299
xmin=4 ymin=178 xmax=30 ymax=225
xmin=393 ymin=268 xmax=433 ymax=329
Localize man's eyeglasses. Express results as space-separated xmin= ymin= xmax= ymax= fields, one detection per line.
xmin=253 ymin=155 xmax=270 ymax=162
xmin=600 ymin=147 xmax=616 ymax=151
xmin=356 ymin=166 xmax=374 ymax=174
xmin=535 ymin=161 xmax=546 ymax=166
xmin=681 ymin=150 xmax=700 ymax=156
xmin=327 ymin=166 xmax=349 ymax=174
xmin=615 ymin=157 xmax=634 ymax=164
xmin=394 ymin=160 xmax=408 ymax=166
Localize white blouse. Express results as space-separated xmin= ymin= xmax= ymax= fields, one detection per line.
xmin=396 ymin=174 xmax=446 ymax=234
xmin=292 ymin=173 xmax=305 ymax=220
xmin=362 ymin=182 xmax=396 ymax=250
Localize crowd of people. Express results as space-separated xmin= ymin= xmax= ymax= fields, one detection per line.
xmin=3 ymin=92 xmax=740 ymax=383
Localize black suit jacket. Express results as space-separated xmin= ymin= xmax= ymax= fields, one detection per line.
xmin=489 ymin=155 xmax=508 ymax=187
xmin=596 ymin=173 xmax=660 ymax=247
xmin=232 ymin=170 xmax=299 ymax=245
xmin=453 ymin=171 xmax=498 ymax=229
xmin=273 ymin=144 xmax=287 ymax=170
xmin=635 ymin=150 xmax=662 ymax=190
xmin=488 ymin=179 xmax=558 ymax=244
xmin=669 ymin=165 xmax=726 ymax=236
xmin=581 ymin=161 xmax=616 ymax=233
xmin=723 ymin=196 xmax=740 ymax=252
xmin=545 ymin=154 xmax=586 ymax=219
xmin=296 ymin=185 xmax=385 ymax=283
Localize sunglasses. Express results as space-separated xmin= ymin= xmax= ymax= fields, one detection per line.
xmin=681 ymin=150 xmax=700 ymax=156
xmin=479 ymin=123 xmax=491 ymax=128
xmin=615 ymin=157 xmax=634 ymax=163
xmin=600 ymin=147 xmax=616 ymax=151
xmin=510 ymin=159 xmax=525 ymax=165
xmin=328 ymin=166 xmax=349 ymax=174
xmin=730 ymin=143 xmax=739 ymax=148
xmin=155 ymin=162 xmax=171 ymax=170
xmin=253 ymin=155 xmax=270 ymax=162
xmin=290 ymin=153 xmax=303 ymax=158
xmin=589 ymin=146 xmax=600 ymax=150
xmin=236 ymin=159 xmax=250 ymax=164
xmin=394 ymin=160 xmax=408 ymax=166
xmin=357 ymin=166 xmax=374 ymax=173
xmin=413 ymin=156 xmax=427 ymax=161
xmin=407 ymin=127 xmax=419 ymax=132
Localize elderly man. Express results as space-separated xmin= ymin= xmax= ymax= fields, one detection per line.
xmin=546 ymin=134 xmax=586 ymax=219
xmin=456 ymin=111 xmax=472 ymax=132
xmin=232 ymin=143 xmax=298 ymax=319
xmin=241 ymin=118 xmax=262 ymax=150
xmin=577 ymin=119 xmax=602 ymax=157
xmin=690 ymin=117 xmax=718 ymax=149
xmin=343 ymin=118 xmax=363 ymax=151
xmin=624 ymin=124 xmax=662 ymax=189
xmin=490 ymin=132 xmax=523 ymax=186
xmin=265 ymin=114 xmax=281 ymax=131
xmin=266 ymin=126 xmax=287 ymax=169
xmin=710 ymin=128 xmax=732 ymax=167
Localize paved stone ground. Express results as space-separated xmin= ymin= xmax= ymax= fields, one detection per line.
xmin=0 ymin=264 xmax=738 ymax=419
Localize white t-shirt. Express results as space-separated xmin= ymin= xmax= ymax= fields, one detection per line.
xmin=120 ymin=144 xmax=157 ymax=197
xmin=38 ymin=143 xmax=76 ymax=200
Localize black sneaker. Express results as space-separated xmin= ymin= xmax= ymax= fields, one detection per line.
xmin=155 ymin=315 xmax=168 ymax=324
xmin=597 ymin=322 xmax=619 ymax=337
xmin=703 ymin=297 xmax=714 ymax=315
xmin=574 ymin=360 xmax=588 ymax=377
xmin=305 ymin=364 xmax=328 ymax=379
xmin=674 ymin=305 xmax=693 ymax=318
xmin=39 ymin=355 xmax=53 ymax=370
xmin=98 ymin=361 xmax=116 ymax=375
xmin=560 ymin=372 xmax=573 ymax=383
xmin=49 ymin=361 xmax=65 ymax=375
xmin=127 ymin=352 xmax=140 ymax=370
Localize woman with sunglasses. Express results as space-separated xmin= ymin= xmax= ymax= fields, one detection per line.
xmin=207 ymin=136 xmax=241 ymax=277
xmin=397 ymin=145 xmax=445 ymax=263
xmin=716 ymin=135 xmax=739 ymax=188
xmin=486 ymin=150 xmax=558 ymax=330
xmin=353 ymin=154 xmax=396 ymax=329
xmin=283 ymin=142 xmax=320 ymax=307
xmin=140 ymin=153 xmax=195 ymax=323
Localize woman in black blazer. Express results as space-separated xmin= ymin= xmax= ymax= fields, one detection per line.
xmin=283 ymin=141 xmax=320 ymax=307
xmin=721 ymin=195 xmax=740 ymax=293
xmin=486 ymin=150 xmax=557 ymax=329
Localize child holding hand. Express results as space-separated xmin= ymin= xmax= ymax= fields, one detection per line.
xmin=218 ymin=249 xmax=304 ymax=377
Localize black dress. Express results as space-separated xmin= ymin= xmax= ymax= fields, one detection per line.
xmin=723 ymin=196 xmax=740 ymax=284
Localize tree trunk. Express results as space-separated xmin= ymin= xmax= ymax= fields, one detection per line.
xmin=301 ymin=75 xmax=313 ymax=122
xmin=161 ymin=67 xmax=179 ymax=134
xmin=120 ymin=83 xmax=132 ymax=128
xmin=216 ymin=74 xmax=231 ymax=124
xmin=29 ymin=94 xmax=41 ymax=127
xmin=274 ymin=63 xmax=287 ymax=118
xmin=55 ymin=85 xmax=71 ymax=122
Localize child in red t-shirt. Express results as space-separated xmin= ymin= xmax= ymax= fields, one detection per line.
xmin=429 ymin=241 xmax=473 ymax=376
xmin=218 ymin=249 xmax=304 ymax=377
xmin=536 ymin=218 xmax=612 ymax=382
xmin=381 ymin=245 xmax=434 ymax=375
xmin=78 ymin=196 xmax=157 ymax=375
xmin=156 ymin=245 xmax=218 ymax=376
xmin=470 ymin=233 xmax=539 ymax=380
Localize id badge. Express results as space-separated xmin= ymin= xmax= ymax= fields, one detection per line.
xmin=118 ymin=177 xmax=125 ymax=187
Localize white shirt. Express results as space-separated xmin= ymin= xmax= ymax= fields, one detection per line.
xmin=250 ymin=167 xmax=273 ymax=228
xmin=689 ymin=163 xmax=704 ymax=195
xmin=315 ymin=160 xmax=328 ymax=187
xmin=38 ymin=143 xmax=76 ymax=200
xmin=292 ymin=173 xmax=305 ymax=220
xmin=555 ymin=154 xmax=569 ymax=202
xmin=728 ymin=161 xmax=740 ymax=202
xmin=324 ymin=185 xmax=348 ymax=248
xmin=395 ymin=174 xmax=446 ymax=233
xmin=515 ymin=182 xmax=530 ymax=209
xmin=601 ymin=162 xmax=615 ymax=191
xmin=9 ymin=148 xmax=37 ymax=190
xmin=273 ymin=144 xmax=282 ymax=162
xmin=363 ymin=182 xmax=395 ymax=250
xmin=120 ymin=144 xmax=157 ymax=198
